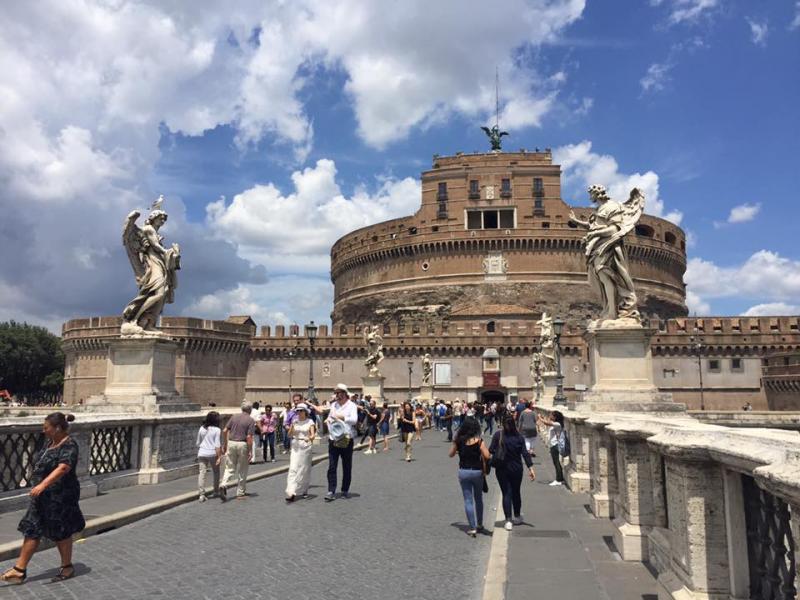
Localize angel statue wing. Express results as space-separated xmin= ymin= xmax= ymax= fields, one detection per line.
xmin=498 ymin=130 xmax=509 ymax=138
xmin=122 ymin=210 xmax=146 ymax=281
xmin=619 ymin=187 xmax=645 ymax=237
xmin=480 ymin=126 xmax=491 ymax=136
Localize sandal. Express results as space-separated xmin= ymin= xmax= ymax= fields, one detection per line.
xmin=50 ymin=564 xmax=75 ymax=582
xmin=1 ymin=565 xmax=26 ymax=584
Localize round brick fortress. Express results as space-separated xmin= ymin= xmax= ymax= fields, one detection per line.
xmin=331 ymin=150 xmax=687 ymax=326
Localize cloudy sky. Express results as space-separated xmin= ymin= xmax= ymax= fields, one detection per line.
xmin=1 ymin=0 xmax=798 ymax=332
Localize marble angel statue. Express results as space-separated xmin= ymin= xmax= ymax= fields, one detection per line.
xmin=121 ymin=196 xmax=181 ymax=336
xmin=537 ymin=313 xmax=557 ymax=373
xmin=569 ymin=185 xmax=644 ymax=325
xmin=421 ymin=353 xmax=433 ymax=386
xmin=363 ymin=325 xmax=385 ymax=376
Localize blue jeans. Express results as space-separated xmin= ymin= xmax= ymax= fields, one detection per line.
xmin=458 ymin=469 xmax=484 ymax=530
xmin=484 ymin=418 xmax=494 ymax=435
xmin=261 ymin=432 xmax=275 ymax=461
xmin=327 ymin=439 xmax=354 ymax=494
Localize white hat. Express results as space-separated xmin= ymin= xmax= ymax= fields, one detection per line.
xmin=335 ymin=383 xmax=349 ymax=394
xmin=295 ymin=403 xmax=309 ymax=413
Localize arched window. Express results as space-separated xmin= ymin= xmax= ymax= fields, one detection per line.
xmin=635 ymin=224 xmax=655 ymax=237
xmin=487 ymin=321 xmax=496 ymax=333
xmin=664 ymin=231 xmax=677 ymax=245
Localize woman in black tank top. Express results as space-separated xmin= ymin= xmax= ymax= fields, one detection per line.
xmin=448 ymin=417 xmax=490 ymax=537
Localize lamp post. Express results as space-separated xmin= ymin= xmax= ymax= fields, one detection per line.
xmin=306 ymin=321 xmax=317 ymax=401
xmin=553 ymin=317 xmax=567 ymax=406
xmin=694 ymin=337 xmax=705 ymax=411
xmin=285 ymin=349 xmax=295 ymax=399
xmin=407 ymin=361 xmax=414 ymax=402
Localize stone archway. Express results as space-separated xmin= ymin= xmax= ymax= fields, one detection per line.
xmin=480 ymin=389 xmax=505 ymax=406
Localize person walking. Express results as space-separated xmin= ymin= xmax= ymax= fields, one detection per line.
xmin=362 ymin=398 xmax=380 ymax=454
xmin=2 ymin=413 xmax=85 ymax=585
xmin=489 ymin=416 xmax=536 ymax=530
xmin=282 ymin=397 xmax=300 ymax=454
xmin=448 ymin=416 xmax=490 ymax=537
xmin=260 ymin=405 xmax=279 ymax=463
xmin=453 ymin=398 xmax=463 ymax=430
xmin=483 ymin=402 xmax=495 ymax=436
xmin=220 ymin=400 xmax=256 ymax=500
xmin=518 ymin=402 xmax=538 ymax=457
xmin=539 ymin=411 xmax=565 ymax=486
xmin=442 ymin=402 xmax=454 ymax=442
xmin=196 ymin=411 xmax=222 ymax=502
xmin=249 ymin=401 xmax=262 ymax=463
xmin=325 ymin=384 xmax=358 ymax=502
xmin=379 ymin=401 xmax=391 ymax=452
xmin=399 ymin=402 xmax=417 ymax=462
xmin=285 ymin=403 xmax=316 ymax=502
xmin=414 ymin=403 xmax=426 ymax=441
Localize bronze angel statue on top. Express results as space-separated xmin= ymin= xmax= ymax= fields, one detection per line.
xmin=569 ymin=185 xmax=644 ymax=326
xmin=120 ymin=196 xmax=181 ymax=337
xmin=480 ymin=125 xmax=508 ymax=151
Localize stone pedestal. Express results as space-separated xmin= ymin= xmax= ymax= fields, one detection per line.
xmin=84 ymin=338 xmax=199 ymax=413
xmin=361 ymin=374 xmax=385 ymax=401
xmin=540 ymin=373 xmax=558 ymax=407
xmin=418 ymin=385 xmax=434 ymax=402
xmin=572 ymin=324 xmax=684 ymax=413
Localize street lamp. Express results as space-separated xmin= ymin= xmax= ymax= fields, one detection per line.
xmin=306 ymin=321 xmax=318 ymax=401
xmin=553 ymin=317 xmax=567 ymax=406
xmin=693 ymin=337 xmax=705 ymax=411
xmin=285 ymin=349 xmax=295 ymax=399
xmin=407 ymin=361 xmax=414 ymax=402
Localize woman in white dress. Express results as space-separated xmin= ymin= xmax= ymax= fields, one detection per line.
xmin=285 ymin=403 xmax=316 ymax=502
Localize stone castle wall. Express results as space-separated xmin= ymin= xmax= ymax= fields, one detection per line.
xmin=62 ymin=316 xmax=253 ymax=406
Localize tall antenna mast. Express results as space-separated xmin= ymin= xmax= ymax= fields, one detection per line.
xmin=495 ymin=66 xmax=500 ymax=129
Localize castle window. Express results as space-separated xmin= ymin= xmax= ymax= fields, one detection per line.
xmin=731 ymin=358 xmax=743 ymax=371
xmin=437 ymin=182 xmax=448 ymax=200
xmin=708 ymin=359 xmax=721 ymax=372
xmin=339 ymin=325 xmax=347 ymax=336
xmin=412 ymin=323 xmax=420 ymax=334
xmin=487 ymin=320 xmax=496 ymax=333
xmin=466 ymin=208 xmax=515 ymax=230
xmin=437 ymin=201 xmax=448 ymax=220
xmin=635 ymin=224 xmax=655 ymax=237
xmin=501 ymin=178 xmax=511 ymax=198
xmin=469 ymin=179 xmax=480 ymax=199
xmin=383 ymin=323 xmax=391 ymax=335
xmin=533 ymin=178 xmax=544 ymax=196
xmin=664 ymin=231 xmax=677 ymax=245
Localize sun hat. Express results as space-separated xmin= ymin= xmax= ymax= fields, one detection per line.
xmin=335 ymin=383 xmax=349 ymax=394
xmin=328 ymin=419 xmax=348 ymax=441
xmin=295 ymin=403 xmax=309 ymax=413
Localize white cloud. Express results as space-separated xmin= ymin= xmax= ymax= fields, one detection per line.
xmin=206 ymin=159 xmax=420 ymax=273
xmin=746 ymin=18 xmax=769 ymax=46
xmin=652 ymin=0 xmax=719 ymax=24
xmin=728 ymin=202 xmax=761 ymax=224
xmin=553 ymin=140 xmax=683 ymax=224
xmin=640 ymin=62 xmax=674 ymax=93
xmin=184 ymin=276 xmax=334 ymax=328
xmin=685 ymin=251 xmax=800 ymax=314
xmin=744 ymin=302 xmax=800 ymax=317
xmin=686 ymin=290 xmax=711 ymax=315
xmin=792 ymin=3 xmax=800 ymax=30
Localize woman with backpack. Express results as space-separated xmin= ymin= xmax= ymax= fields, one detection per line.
xmin=448 ymin=416 xmax=491 ymax=537
xmin=489 ymin=416 xmax=536 ymax=531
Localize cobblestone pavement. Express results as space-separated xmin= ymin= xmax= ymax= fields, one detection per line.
xmin=1 ymin=430 xmax=497 ymax=600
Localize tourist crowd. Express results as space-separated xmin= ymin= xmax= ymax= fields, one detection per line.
xmin=1 ymin=390 xmax=570 ymax=585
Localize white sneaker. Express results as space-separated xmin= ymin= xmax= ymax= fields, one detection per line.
xmin=512 ymin=515 xmax=523 ymax=525
xmin=504 ymin=521 xmax=513 ymax=531
xmin=549 ymin=480 xmax=563 ymax=487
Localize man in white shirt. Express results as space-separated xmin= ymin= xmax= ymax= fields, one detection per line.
xmin=325 ymin=383 xmax=358 ymax=502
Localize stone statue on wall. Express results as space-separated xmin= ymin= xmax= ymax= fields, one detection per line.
xmin=569 ymin=185 xmax=644 ymax=326
xmin=480 ymin=125 xmax=508 ymax=151
xmin=421 ymin=353 xmax=433 ymax=386
xmin=121 ymin=196 xmax=181 ymax=337
xmin=363 ymin=325 xmax=385 ymax=376
xmin=529 ymin=351 xmax=544 ymax=402
xmin=537 ymin=313 xmax=557 ymax=374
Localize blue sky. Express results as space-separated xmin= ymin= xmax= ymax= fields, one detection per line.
xmin=1 ymin=0 xmax=799 ymax=331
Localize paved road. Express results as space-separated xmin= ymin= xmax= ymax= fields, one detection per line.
xmin=1 ymin=430 xmax=497 ymax=600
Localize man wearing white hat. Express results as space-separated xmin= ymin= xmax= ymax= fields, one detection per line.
xmin=325 ymin=383 xmax=358 ymax=502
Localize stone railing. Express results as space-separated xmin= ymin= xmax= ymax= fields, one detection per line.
xmin=0 ymin=410 xmax=242 ymax=513
xmin=545 ymin=408 xmax=800 ymax=599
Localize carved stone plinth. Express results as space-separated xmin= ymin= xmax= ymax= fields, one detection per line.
xmin=572 ymin=325 xmax=684 ymax=413
xmin=84 ymin=338 xmax=199 ymax=413
xmin=361 ymin=375 xmax=385 ymax=401
xmin=418 ymin=385 xmax=434 ymax=403
xmin=540 ymin=373 xmax=558 ymax=407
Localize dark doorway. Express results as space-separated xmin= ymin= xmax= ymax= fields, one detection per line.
xmin=481 ymin=390 xmax=505 ymax=406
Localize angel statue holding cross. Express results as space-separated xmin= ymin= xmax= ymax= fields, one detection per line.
xmin=120 ymin=196 xmax=181 ymax=337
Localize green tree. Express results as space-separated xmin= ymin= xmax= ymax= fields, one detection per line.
xmin=0 ymin=321 xmax=64 ymax=402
